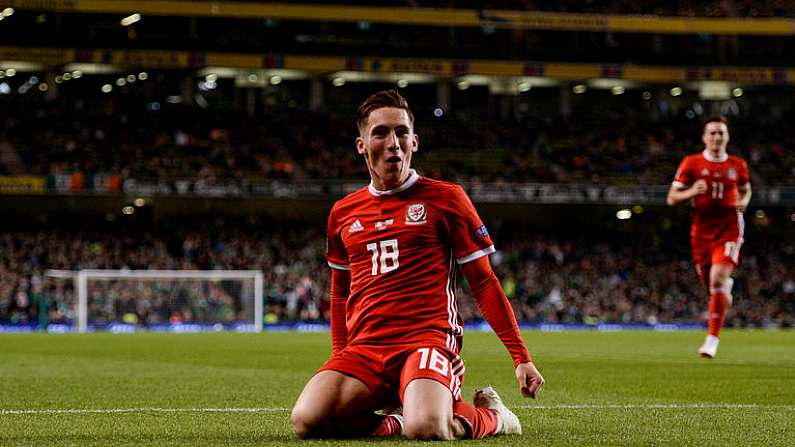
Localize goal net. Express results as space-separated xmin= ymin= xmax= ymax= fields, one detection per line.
xmin=45 ymin=269 xmax=264 ymax=333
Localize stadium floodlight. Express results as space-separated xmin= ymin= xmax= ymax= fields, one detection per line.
xmin=63 ymin=63 xmax=122 ymax=75
xmin=697 ymin=81 xmax=730 ymax=100
xmin=616 ymin=209 xmax=632 ymax=220
xmin=66 ymin=269 xmax=265 ymax=333
xmin=120 ymin=13 xmax=141 ymax=27
xmin=0 ymin=62 xmax=41 ymax=73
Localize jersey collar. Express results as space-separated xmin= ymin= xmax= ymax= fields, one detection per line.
xmin=368 ymin=169 xmax=420 ymax=196
xmin=702 ymin=149 xmax=728 ymax=163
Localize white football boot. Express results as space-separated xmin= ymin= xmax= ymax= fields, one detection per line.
xmin=698 ymin=334 xmax=720 ymax=359
xmin=473 ymin=386 xmax=522 ymax=435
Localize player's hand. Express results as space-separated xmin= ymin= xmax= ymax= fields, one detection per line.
xmin=736 ymin=201 xmax=747 ymax=213
xmin=515 ymin=361 xmax=544 ymax=399
xmin=691 ymin=179 xmax=708 ymax=196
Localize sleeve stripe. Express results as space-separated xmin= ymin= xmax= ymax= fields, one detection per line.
xmin=671 ymin=181 xmax=687 ymax=188
xmin=456 ymin=245 xmax=496 ymax=265
xmin=327 ymin=261 xmax=350 ymax=271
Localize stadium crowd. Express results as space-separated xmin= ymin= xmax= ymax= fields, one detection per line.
xmin=258 ymin=0 xmax=795 ymax=17
xmin=1 ymin=223 xmax=792 ymax=329
xmin=3 ymin=87 xmax=795 ymax=187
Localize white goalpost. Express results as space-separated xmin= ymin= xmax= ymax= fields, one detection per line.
xmin=46 ymin=269 xmax=264 ymax=333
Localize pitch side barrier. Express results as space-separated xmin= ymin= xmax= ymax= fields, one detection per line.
xmin=0 ymin=322 xmax=707 ymax=333
xmin=4 ymin=177 xmax=793 ymax=206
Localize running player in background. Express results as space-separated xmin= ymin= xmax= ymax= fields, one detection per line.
xmin=667 ymin=116 xmax=752 ymax=358
xmin=291 ymin=90 xmax=544 ymax=440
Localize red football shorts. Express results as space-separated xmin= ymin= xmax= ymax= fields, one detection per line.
xmin=691 ymin=214 xmax=744 ymax=279
xmin=318 ymin=341 xmax=465 ymax=406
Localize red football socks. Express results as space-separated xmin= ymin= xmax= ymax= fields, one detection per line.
xmin=372 ymin=414 xmax=403 ymax=437
xmin=453 ymin=401 xmax=499 ymax=438
xmin=372 ymin=404 xmax=498 ymax=438
xmin=707 ymin=292 xmax=729 ymax=337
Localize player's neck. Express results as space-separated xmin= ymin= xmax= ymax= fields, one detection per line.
xmin=709 ymin=148 xmax=726 ymax=157
xmin=704 ymin=148 xmax=727 ymax=162
xmin=368 ymin=169 xmax=419 ymax=196
xmin=370 ymin=169 xmax=411 ymax=191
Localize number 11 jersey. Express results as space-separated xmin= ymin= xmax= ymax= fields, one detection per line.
xmin=672 ymin=149 xmax=749 ymax=232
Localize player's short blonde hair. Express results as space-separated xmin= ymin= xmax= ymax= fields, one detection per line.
xmin=356 ymin=90 xmax=414 ymax=134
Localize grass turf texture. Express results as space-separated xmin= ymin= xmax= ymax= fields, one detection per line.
xmin=0 ymin=330 xmax=792 ymax=446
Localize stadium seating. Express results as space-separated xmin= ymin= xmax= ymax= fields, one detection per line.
xmin=1 ymin=223 xmax=792 ymax=328
xmin=2 ymin=87 xmax=794 ymax=186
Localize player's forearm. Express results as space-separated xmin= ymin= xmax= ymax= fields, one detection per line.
xmin=737 ymin=185 xmax=752 ymax=209
xmin=472 ymin=275 xmax=532 ymax=366
xmin=329 ymin=269 xmax=350 ymax=354
xmin=463 ymin=258 xmax=532 ymax=366
xmin=330 ymin=296 xmax=348 ymax=354
xmin=666 ymin=187 xmax=694 ymax=206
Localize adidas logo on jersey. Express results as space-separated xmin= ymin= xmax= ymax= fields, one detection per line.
xmin=348 ymin=219 xmax=364 ymax=233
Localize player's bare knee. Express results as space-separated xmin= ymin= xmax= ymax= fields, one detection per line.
xmin=709 ymin=277 xmax=728 ymax=291
xmin=404 ymin=415 xmax=455 ymax=440
xmin=290 ymin=407 xmax=319 ymax=438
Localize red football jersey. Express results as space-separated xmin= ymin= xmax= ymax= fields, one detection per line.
xmin=672 ymin=150 xmax=750 ymax=227
xmin=326 ymin=170 xmax=494 ymax=351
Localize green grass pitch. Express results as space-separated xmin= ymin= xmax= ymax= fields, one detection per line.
xmin=0 ymin=330 xmax=793 ymax=446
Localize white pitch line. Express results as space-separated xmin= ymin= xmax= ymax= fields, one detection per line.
xmin=515 ymin=404 xmax=795 ymax=410
xmin=0 ymin=407 xmax=291 ymax=415
xmin=1 ymin=404 xmax=793 ymax=416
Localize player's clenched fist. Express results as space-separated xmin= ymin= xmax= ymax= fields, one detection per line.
xmin=515 ymin=362 xmax=544 ymax=399
xmin=691 ymin=179 xmax=708 ymax=195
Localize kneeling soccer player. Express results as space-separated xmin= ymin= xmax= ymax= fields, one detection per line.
xmin=291 ymin=90 xmax=544 ymax=440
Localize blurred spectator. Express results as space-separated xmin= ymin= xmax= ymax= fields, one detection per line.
xmin=1 ymin=222 xmax=792 ymax=328
xmin=3 ymin=87 xmax=794 ymax=187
